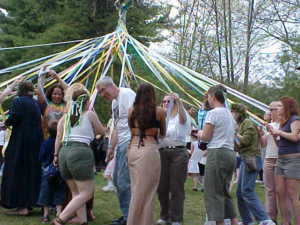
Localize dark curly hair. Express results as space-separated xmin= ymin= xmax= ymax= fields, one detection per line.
xmin=18 ymin=81 xmax=34 ymax=97
xmin=131 ymin=83 xmax=157 ymax=133
xmin=46 ymin=84 xmax=64 ymax=103
xmin=207 ymin=84 xmax=227 ymax=104
xmin=231 ymin=103 xmax=248 ymax=124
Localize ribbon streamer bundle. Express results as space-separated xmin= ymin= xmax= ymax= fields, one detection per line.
xmin=0 ymin=0 xmax=269 ymax=127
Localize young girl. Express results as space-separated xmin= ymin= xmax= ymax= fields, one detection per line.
xmin=188 ymin=140 xmax=203 ymax=191
xmin=51 ymin=90 xmax=105 ymax=225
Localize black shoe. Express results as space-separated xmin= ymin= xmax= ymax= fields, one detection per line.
xmin=111 ymin=218 xmax=127 ymax=225
xmin=111 ymin=216 xmax=124 ymax=224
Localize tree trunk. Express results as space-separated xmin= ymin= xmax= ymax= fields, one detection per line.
xmin=228 ymin=0 xmax=235 ymax=84
xmin=213 ymin=0 xmax=224 ymax=83
xmin=222 ymin=0 xmax=231 ymax=84
xmin=243 ymin=0 xmax=255 ymax=94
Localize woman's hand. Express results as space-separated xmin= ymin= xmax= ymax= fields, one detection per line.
xmin=271 ymin=129 xmax=281 ymax=136
xmin=257 ymin=126 xmax=264 ymax=136
xmin=169 ymin=93 xmax=180 ymax=103
xmin=266 ymin=124 xmax=273 ymax=133
xmin=105 ymin=147 xmax=115 ymax=162
xmin=49 ymin=70 xmax=59 ymax=80
xmin=53 ymin=155 xmax=58 ymax=167
xmin=235 ymin=125 xmax=239 ymax=132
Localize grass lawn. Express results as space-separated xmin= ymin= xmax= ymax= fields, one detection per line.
xmin=0 ymin=174 xmax=278 ymax=225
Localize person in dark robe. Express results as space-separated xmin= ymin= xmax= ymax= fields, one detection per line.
xmin=0 ymin=81 xmax=44 ymax=215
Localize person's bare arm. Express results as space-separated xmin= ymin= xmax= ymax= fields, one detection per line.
xmin=88 ymin=111 xmax=105 ymax=136
xmin=169 ymin=93 xmax=186 ymax=124
xmin=49 ymin=70 xmax=68 ymax=91
xmin=157 ymin=107 xmax=166 ymax=138
xmin=0 ymin=77 xmax=24 ymax=103
xmin=271 ymin=120 xmax=299 ymax=142
xmin=37 ymin=73 xmax=46 ymax=104
xmin=105 ymin=121 xmax=118 ymax=162
xmin=198 ymin=123 xmax=213 ymax=142
xmin=53 ymin=116 xmax=64 ymax=167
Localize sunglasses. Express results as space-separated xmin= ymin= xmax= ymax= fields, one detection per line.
xmin=162 ymin=100 xmax=170 ymax=104
xmin=270 ymin=108 xmax=277 ymax=111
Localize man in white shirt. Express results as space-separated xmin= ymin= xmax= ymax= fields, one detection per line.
xmin=97 ymin=77 xmax=136 ymax=225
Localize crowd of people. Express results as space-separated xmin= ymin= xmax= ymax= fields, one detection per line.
xmin=0 ymin=70 xmax=299 ymax=225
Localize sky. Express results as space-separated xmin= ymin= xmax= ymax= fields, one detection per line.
xmin=0 ymin=1 xmax=284 ymax=82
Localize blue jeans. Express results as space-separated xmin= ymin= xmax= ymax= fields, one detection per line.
xmin=113 ymin=140 xmax=131 ymax=220
xmin=236 ymin=156 xmax=268 ymax=224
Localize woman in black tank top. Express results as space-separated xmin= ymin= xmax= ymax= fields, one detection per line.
xmin=126 ymin=83 xmax=166 ymax=225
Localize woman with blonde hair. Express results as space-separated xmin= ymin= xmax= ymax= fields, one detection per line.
xmin=260 ymin=102 xmax=292 ymax=224
xmin=157 ymin=93 xmax=190 ymax=225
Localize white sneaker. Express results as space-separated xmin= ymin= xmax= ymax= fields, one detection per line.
xmin=172 ymin=222 xmax=182 ymax=225
xmin=259 ymin=220 xmax=276 ymax=225
xmin=255 ymin=180 xmax=263 ymax=184
xmin=102 ymin=185 xmax=116 ymax=192
xmin=157 ymin=219 xmax=171 ymax=225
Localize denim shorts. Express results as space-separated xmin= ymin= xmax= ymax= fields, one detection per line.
xmin=37 ymin=177 xmax=65 ymax=206
xmin=275 ymin=156 xmax=300 ymax=179
xmin=59 ymin=142 xmax=95 ymax=181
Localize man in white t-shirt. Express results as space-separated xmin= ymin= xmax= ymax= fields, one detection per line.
xmin=97 ymin=77 xmax=136 ymax=225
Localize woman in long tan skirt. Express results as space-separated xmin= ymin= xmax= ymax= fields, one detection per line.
xmin=127 ymin=83 xmax=166 ymax=225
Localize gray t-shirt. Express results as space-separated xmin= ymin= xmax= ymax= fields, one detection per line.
xmin=204 ymin=107 xmax=236 ymax=150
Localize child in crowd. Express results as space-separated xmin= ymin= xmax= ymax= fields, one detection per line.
xmin=188 ymin=140 xmax=203 ymax=191
xmin=37 ymin=120 xmax=65 ymax=223
xmin=103 ymin=157 xmax=116 ymax=192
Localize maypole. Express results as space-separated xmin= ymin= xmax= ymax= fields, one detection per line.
xmin=0 ymin=0 xmax=269 ymax=126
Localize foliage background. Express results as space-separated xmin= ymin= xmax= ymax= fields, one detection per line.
xmin=0 ymin=0 xmax=299 ymax=122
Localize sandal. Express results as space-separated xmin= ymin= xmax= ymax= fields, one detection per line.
xmin=67 ymin=215 xmax=81 ymax=224
xmin=41 ymin=215 xmax=50 ymax=223
xmin=51 ymin=217 xmax=65 ymax=225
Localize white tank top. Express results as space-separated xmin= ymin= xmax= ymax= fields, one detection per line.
xmin=67 ymin=112 xmax=94 ymax=145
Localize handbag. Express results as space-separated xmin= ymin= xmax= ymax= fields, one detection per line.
xmin=244 ymin=156 xmax=258 ymax=172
